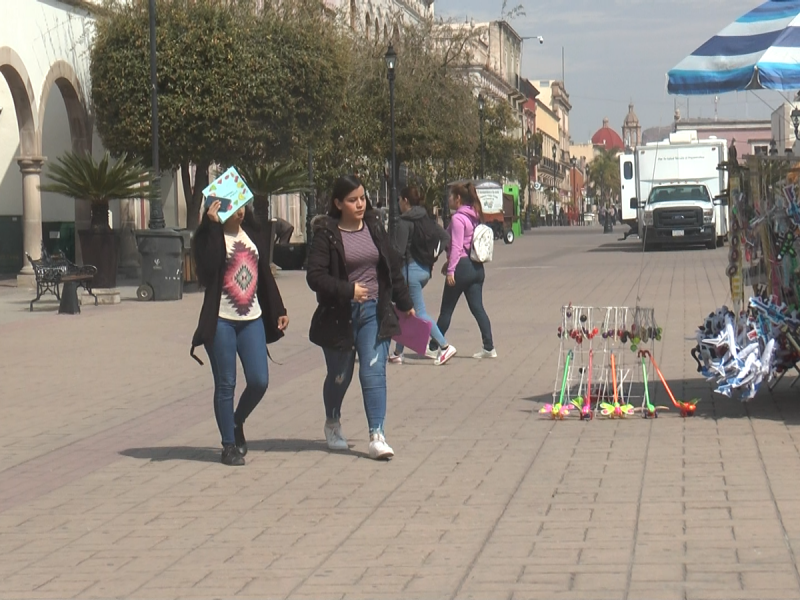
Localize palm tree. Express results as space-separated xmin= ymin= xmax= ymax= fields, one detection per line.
xmin=40 ymin=151 xmax=153 ymax=232
xmin=240 ymin=162 xmax=312 ymax=225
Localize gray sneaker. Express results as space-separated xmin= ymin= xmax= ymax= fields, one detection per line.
xmin=324 ymin=420 xmax=349 ymax=451
xmin=472 ymin=348 xmax=498 ymax=359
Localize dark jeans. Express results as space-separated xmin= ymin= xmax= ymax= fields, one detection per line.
xmin=322 ymin=300 xmax=389 ymax=435
xmin=433 ymin=257 xmax=494 ymax=352
xmin=205 ymin=317 xmax=269 ymax=446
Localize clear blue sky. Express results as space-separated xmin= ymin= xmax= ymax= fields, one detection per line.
xmin=433 ymin=0 xmax=792 ymax=142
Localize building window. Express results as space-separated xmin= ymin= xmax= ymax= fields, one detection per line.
xmin=623 ymin=161 xmax=633 ymax=180
xmin=366 ymin=13 xmax=371 ymax=39
xmin=754 ymin=145 xmax=768 ymax=155
xmin=350 ymin=0 xmax=356 ymax=29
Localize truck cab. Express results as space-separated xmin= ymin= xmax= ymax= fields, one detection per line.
xmin=637 ymin=183 xmax=720 ymax=251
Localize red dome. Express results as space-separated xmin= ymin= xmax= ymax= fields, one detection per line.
xmin=591 ymin=121 xmax=624 ymax=151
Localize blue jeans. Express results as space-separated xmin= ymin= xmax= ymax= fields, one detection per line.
xmin=394 ymin=260 xmax=447 ymax=354
xmin=433 ymin=257 xmax=494 ymax=352
xmin=322 ymin=300 xmax=389 ymax=435
xmin=205 ymin=318 xmax=269 ymax=446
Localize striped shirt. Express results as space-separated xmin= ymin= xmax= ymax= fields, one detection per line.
xmin=341 ymin=225 xmax=379 ymax=300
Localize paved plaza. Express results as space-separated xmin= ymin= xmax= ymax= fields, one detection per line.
xmin=1 ymin=226 xmax=799 ymax=600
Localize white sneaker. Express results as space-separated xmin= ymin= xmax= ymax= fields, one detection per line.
xmin=368 ymin=432 xmax=394 ymax=460
xmin=434 ymin=345 xmax=457 ymax=366
xmin=324 ymin=421 xmax=349 ymax=451
xmin=388 ymin=353 xmax=404 ymax=364
xmin=472 ymin=348 xmax=498 ymax=359
xmin=425 ymin=348 xmax=439 ymax=360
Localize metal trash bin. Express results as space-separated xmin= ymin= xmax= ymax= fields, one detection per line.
xmin=135 ymin=229 xmax=185 ymax=301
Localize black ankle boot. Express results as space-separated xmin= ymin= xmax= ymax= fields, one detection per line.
xmin=221 ymin=444 xmax=245 ymax=466
xmin=234 ymin=423 xmax=247 ymax=456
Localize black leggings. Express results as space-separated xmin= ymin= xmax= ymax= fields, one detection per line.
xmin=433 ymin=257 xmax=494 ymax=351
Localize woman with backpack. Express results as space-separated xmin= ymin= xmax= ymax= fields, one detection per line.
xmin=431 ymin=182 xmax=496 ymax=359
xmin=388 ymin=187 xmax=455 ymax=366
xmin=306 ymin=175 xmax=414 ymax=460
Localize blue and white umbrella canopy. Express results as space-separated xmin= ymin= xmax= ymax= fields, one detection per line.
xmin=668 ymin=0 xmax=800 ymax=95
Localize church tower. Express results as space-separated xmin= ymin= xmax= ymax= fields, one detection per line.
xmin=622 ymin=103 xmax=641 ymax=149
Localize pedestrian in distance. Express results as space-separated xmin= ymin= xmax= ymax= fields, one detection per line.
xmin=306 ymin=175 xmax=414 ymax=460
xmin=388 ymin=186 xmax=455 ymax=366
xmin=430 ymin=182 xmax=496 ymax=360
xmin=191 ymin=200 xmax=290 ymax=466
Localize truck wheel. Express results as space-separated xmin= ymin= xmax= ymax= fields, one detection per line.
xmin=504 ymin=230 xmax=515 ymax=244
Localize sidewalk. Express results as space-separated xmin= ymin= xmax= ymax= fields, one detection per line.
xmin=2 ymin=228 xmax=799 ymax=600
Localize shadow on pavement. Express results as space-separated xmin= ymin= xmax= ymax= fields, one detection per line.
xmin=121 ymin=439 xmax=372 ymax=462
xmin=519 ymin=375 xmax=800 ymax=424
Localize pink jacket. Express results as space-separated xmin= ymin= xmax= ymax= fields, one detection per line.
xmin=446 ymin=205 xmax=479 ymax=275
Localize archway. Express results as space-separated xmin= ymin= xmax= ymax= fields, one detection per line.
xmin=39 ymin=61 xmax=94 ymax=265
xmin=0 ymin=47 xmax=40 ymax=284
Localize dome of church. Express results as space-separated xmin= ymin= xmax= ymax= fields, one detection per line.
xmin=591 ymin=118 xmax=624 ymax=151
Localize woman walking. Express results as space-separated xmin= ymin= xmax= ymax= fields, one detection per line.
xmin=388 ymin=186 xmax=455 ymax=365
xmin=191 ymin=200 xmax=290 ymax=466
xmin=431 ymin=182 xmax=496 ymax=359
xmin=306 ymin=175 xmax=414 ymax=460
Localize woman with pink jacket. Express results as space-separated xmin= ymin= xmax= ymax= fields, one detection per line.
xmin=431 ymin=182 xmax=496 ymax=359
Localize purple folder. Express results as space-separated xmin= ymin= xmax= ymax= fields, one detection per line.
xmin=392 ymin=307 xmax=433 ymax=355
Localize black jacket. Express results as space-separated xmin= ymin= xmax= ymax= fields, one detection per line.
xmin=190 ymin=211 xmax=287 ymax=364
xmin=392 ymin=206 xmax=451 ymax=266
xmin=306 ymin=211 xmax=413 ymax=351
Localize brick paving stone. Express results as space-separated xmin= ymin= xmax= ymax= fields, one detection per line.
xmin=4 ymin=228 xmax=800 ymax=599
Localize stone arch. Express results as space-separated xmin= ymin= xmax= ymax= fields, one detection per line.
xmin=0 ymin=46 xmax=38 ymax=157
xmin=39 ymin=60 xmax=91 ymax=154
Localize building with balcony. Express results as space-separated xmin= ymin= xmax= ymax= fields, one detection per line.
xmin=340 ymin=0 xmax=434 ymax=38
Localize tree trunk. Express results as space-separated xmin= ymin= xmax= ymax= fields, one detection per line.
xmin=90 ymin=200 xmax=111 ymax=232
xmin=182 ymin=161 xmax=210 ymax=231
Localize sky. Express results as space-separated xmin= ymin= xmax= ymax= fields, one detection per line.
xmin=433 ymin=0 xmax=795 ymax=143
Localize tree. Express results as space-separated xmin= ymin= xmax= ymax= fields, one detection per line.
xmin=481 ymin=97 xmax=525 ymax=183
xmin=586 ymin=148 xmax=621 ymax=208
xmin=40 ymin=151 xmax=153 ymax=231
xmin=90 ymin=0 xmax=347 ymax=229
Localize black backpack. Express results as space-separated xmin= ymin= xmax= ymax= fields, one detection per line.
xmin=407 ymin=217 xmax=443 ymax=269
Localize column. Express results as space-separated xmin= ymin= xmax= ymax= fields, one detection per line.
xmin=17 ymin=157 xmax=45 ymax=289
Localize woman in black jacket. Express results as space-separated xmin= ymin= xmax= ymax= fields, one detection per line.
xmin=191 ymin=200 xmax=289 ymax=466
xmin=306 ymin=175 xmax=413 ymax=460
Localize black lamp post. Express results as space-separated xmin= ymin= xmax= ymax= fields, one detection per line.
xmin=385 ymin=44 xmax=399 ymax=238
xmin=792 ymin=107 xmax=800 ymax=141
xmin=147 ymin=0 xmax=165 ymax=229
xmin=551 ymin=143 xmax=558 ymax=226
xmin=442 ymin=158 xmax=452 ymax=229
xmin=525 ymin=129 xmax=533 ymax=230
xmin=478 ymin=93 xmax=486 ymax=180
xmin=570 ymin=156 xmax=577 ymax=226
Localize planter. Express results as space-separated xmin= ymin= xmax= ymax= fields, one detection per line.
xmin=273 ymin=243 xmax=307 ymax=271
xmin=78 ymin=229 xmax=119 ymax=288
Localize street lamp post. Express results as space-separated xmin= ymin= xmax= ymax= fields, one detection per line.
xmin=385 ymin=44 xmax=399 ymax=238
xmin=551 ymin=143 xmax=558 ymax=226
xmin=570 ymin=156 xmax=577 ymax=226
xmin=478 ymin=93 xmax=485 ymax=180
xmin=525 ymin=129 xmax=533 ymax=230
xmin=147 ymin=0 xmax=165 ymax=229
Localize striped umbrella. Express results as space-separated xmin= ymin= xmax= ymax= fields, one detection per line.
xmin=668 ymin=0 xmax=800 ymax=95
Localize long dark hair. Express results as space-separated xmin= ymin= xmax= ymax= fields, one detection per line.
xmin=450 ymin=182 xmax=484 ymax=222
xmin=328 ymin=174 xmax=372 ymax=218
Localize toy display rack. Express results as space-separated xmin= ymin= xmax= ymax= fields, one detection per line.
xmin=550 ymin=305 xmax=665 ymax=419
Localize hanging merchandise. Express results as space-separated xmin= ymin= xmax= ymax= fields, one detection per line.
xmin=547 ymin=304 xmax=682 ymax=420
xmin=694 ymin=156 xmax=800 ymax=400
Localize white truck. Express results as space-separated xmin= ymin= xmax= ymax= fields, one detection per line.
xmin=619 ymin=131 xmax=728 ymax=251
